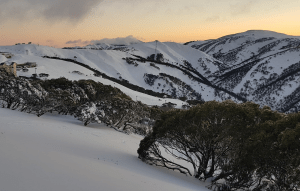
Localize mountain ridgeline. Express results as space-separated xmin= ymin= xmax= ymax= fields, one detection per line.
xmin=187 ymin=30 xmax=300 ymax=112
xmin=62 ymin=30 xmax=300 ymax=112
xmin=1 ymin=30 xmax=300 ymax=112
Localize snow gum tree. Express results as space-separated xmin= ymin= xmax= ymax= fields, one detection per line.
xmin=74 ymin=102 xmax=104 ymax=126
xmin=249 ymin=112 xmax=300 ymax=191
xmin=74 ymin=98 xmax=154 ymax=135
xmin=0 ymin=74 xmax=47 ymax=114
xmin=138 ymin=100 xmax=299 ymax=190
xmin=0 ymin=74 xmax=154 ymax=134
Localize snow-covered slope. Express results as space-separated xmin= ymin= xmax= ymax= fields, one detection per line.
xmin=0 ymin=44 xmax=189 ymax=107
xmin=188 ymin=30 xmax=300 ymax=68
xmin=0 ymin=54 xmax=8 ymax=63
xmin=0 ymin=43 xmax=234 ymax=103
xmin=0 ymin=108 xmax=209 ymax=191
xmin=1 ymin=29 xmax=300 ymax=111
xmin=187 ymin=30 xmax=300 ymax=112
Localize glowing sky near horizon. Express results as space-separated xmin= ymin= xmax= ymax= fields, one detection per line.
xmin=0 ymin=0 xmax=299 ymax=48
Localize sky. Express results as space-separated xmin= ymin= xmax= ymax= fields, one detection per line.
xmin=0 ymin=0 xmax=299 ymax=48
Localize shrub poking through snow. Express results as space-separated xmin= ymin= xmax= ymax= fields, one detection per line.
xmin=75 ymin=102 xmax=103 ymax=126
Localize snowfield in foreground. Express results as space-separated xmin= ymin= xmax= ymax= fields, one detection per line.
xmin=0 ymin=108 xmax=208 ymax=191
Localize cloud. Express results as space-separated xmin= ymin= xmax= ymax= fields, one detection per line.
xmin=91 ymin=35 xmax=143 ymax=45
xmin=0 ymin=0 xmax=103 ymax=24
xmin=230 ymin=0 xmax=258 ymax=15
xmin=65 ymin=39 xmax=90 ymax=45
xmin=0 ymin=0 xmax=180 ymax=24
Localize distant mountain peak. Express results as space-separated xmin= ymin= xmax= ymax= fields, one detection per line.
xmin=230 ymin=30 xmax=300 ymax=39
xmin=90 ymin=35 xmax=144 ymax=46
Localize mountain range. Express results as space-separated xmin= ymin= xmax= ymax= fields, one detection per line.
xmin=1 ymin=30 xmax=300 ymax=112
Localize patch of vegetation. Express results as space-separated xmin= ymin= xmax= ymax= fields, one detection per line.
xmin=138 ymin=100 xmax=300 ymax=190
xmin=0 ymin=73 xmax=155 ymax=135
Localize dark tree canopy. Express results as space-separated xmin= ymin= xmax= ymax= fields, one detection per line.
xmin=138 ymin=100 xmax=300 ymax=190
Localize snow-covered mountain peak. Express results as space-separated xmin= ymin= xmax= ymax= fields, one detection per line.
xmin=221 ymin=30 xmax=300 ymax=40
xmin=185 ymin=30 xmax=300 ymax=113
xmin=1 ymin=29 xmax=300 ymax=112
xmin=91 ymin=35 xmax=144 ymax=46
xmin=235 ymin=30 xmax=300 ymax=39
